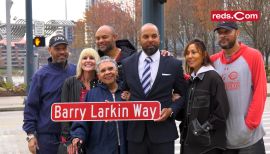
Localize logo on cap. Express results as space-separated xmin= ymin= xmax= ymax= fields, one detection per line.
xmin=49 ymin=34 xmax=68 ymax=47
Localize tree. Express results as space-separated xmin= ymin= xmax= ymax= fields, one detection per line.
xmin=133 ymin=0 xmax=142 ymax=48
xmin=226 ymin=0 xmax=270 ymax=68
xmin=84 ymin=1 xmax=136 ymax=48
xmin=164 ymin=0 xmax=182 ymax=56
xmin=71 ymin=19 xmax=86 ymax=49
xmin=164 ymin=0 xmax=222 ymax=56
xmin=192 ymin=0 xmax=223 ymax=54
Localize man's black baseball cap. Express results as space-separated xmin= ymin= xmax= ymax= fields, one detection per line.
xmin=49 ymin=34 xmax=68 ymax=47
xmin=214 ymin=22 xmax=238 ymax=32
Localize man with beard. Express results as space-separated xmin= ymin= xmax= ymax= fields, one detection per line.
xmin=23 ymin=34 xmax=76 ymax=153
xmin=95 ymin=25 xmax=136 ymax=80
xmin=95 ymin=25 xmax=171 ymax=81
xmin=121 ymin=23 xmax=187 ymax=154
xmin=211 ymin=22 xmax=267 ymax=154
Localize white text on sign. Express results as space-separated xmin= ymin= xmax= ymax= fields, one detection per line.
xmin=51 ymin=101 xmax=161 ymax=121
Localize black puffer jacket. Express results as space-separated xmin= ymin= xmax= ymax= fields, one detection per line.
xmin=180 ymin=66 xmax=229 ymax=154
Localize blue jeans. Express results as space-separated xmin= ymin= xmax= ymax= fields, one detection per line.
xmin=223 ymin=138 xmax=265 ymax=154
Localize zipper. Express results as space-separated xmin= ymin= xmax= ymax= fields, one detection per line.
xmin=112 ymin=93 xmax=121 ymax=146
xmin=184 ymin=80 xmax=196 ymax=145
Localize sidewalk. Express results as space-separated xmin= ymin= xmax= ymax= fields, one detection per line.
xmin=1 ymin=84 xmax=270 ymax=112
xmin=0 ymin=96 xmax=25 ymax=112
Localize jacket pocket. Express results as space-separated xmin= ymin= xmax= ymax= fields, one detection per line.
xmin=185 ymin=118 xmax=211 ymax=146
xmin=192 ymin=95 xmax=210 ymax=108
xmin=236 ymin=120 xmax=253 ymax=145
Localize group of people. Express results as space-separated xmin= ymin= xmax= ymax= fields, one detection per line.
xmin=23 ymin=21 xmax=267 ymax=154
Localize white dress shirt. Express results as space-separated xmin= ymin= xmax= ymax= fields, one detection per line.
xmin=138 ymin=50 xmax=160 ymax=88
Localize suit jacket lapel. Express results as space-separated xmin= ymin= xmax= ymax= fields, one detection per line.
xmin=133 ymin=52 xmax=145 ymax=96
xmin=149 ymin=54 xmax=165 ymax=95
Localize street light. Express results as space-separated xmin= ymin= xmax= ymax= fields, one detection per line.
xmin=5 ymin=0 xmax=13 ymax=83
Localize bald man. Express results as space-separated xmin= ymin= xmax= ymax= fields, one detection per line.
xmin=121 ymin=23 xmax=187 ymax=154
xmin=95 ymin=25 xmax=136 ymax=81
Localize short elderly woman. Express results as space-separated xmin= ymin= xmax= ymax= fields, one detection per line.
xmin=69 ymin=56 xmax=127 ymax=154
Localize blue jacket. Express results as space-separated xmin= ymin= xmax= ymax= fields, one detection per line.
xmin=23 ymin=58 xmax=76 ymax=134
xmin=71 ymin=83 xmax=127 ymax=154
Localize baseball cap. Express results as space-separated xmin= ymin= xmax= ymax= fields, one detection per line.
xmin=214 ymin=22 xmax=238 ymax=32
xmin=49 ymin=34 xmax=68 ymax=47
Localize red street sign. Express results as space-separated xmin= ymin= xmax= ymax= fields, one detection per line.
xmin=51 ymin=101 xmax=161 ymax=121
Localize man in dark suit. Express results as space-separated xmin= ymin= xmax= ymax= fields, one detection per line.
xmin=121 ymin=23 xmax=187 ymax=154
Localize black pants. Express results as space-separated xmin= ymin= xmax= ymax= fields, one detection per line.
xmin=37 ymin=134 xmax=60 ymax=154
xmin=222 ymin=138 xmax=265 ymax=154
xmin=181 ymin=145 xmax=224 ymax=154
xmin=128 ymin=131 xmax=174 ymax=154
xmin=205 ymin=148 xmax=224 ymax=154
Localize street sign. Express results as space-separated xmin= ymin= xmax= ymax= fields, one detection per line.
xmin=51 ymin=101 xmax=161 ymax=121
xmin=34 ymin=21 xmax=45 ymax=36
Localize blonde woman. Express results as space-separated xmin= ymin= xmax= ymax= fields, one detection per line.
xmin=58 ymin=48 xmax=100 ymax=153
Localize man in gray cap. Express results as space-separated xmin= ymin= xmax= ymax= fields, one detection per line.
xmin=211 ymin=22 xmax=266 ymax=153
xmin=23 ymin=34 xmax=76 ymax=154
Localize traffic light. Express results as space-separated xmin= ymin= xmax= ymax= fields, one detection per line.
xmin=33 ymin=36 xmax=45 ymax=47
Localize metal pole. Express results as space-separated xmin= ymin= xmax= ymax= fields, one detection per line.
xmin=64 ymin=0 xmax=68 ymax=39
xmin=26 ymin=0 xmax=34 ymax=92
xmin=142 ymin=0 xmax=164 ymax=49
xmin=5 ymin=0 xmax=13 ymax=83
xmin=65 ymin=0 xmax=67 ymax=20
xmin=224 ymin=0 xmax=227 ymax=10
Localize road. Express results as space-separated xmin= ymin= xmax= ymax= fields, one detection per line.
xmin=0 ymin=98 xmax=270 ymax=154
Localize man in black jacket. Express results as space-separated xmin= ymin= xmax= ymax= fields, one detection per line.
xmin=95 ymin=25 xmax=136 ymax=80
xmin=121 ymin=23 xmax=187 ymax=154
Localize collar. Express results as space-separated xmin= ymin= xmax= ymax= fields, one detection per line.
xmin=141 ymin=50 xmax=160 ymax=62
xmin=48 ymin=57 xmax=68 ymax=70
xmin=97 ymin=82 xmax=122 ymax=93
xmin=191 ymin=65 xmax=215 ymax=80
xmin=114 ymin=48 xmax=122 ymax=62
xmin=220 ymin=42 xmax=247 ymax=64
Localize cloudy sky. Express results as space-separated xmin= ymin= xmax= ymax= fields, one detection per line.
xmin=0 ymin=0 xmax=85 ymax=23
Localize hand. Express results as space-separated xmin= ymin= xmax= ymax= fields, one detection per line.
xmin=68 ymin=138 xmax=83 ymax=154
xmin=121 ymin=91 xmax=131 ymax=101
xmin=67 ymin=143 xmax=74 ymax=154
xmin=172 ymin=93 xmax=181 ymax=102
xmin=154 ymin=108 xmax=173 ymax=122
xmin=160 ymin=50 xmax=172 ymax=57
xmin=28 ymin=137 xmax=38 ymax=154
